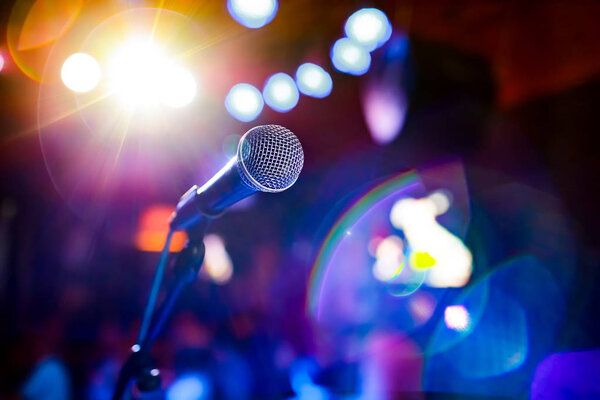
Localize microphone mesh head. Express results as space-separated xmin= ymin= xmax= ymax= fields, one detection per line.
xmin=237 ymin=125 xmax=304 ymax=193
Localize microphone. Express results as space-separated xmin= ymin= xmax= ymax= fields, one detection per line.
xmin=170 ymin=125 xmax=304 ymax=231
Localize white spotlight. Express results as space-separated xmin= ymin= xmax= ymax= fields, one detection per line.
xmin=107 ymin=38 xmax=169 ymax=108
xmin=61 ymin=53 xmax=102 ymax=93
xmin=228 ymin=0 xmax=278 ymax=29
xmin=345 ymin=8 xmax=392 ymax=51
xmin=331 ymin=38 xmax=371 ymax=76
xmin=225 ymin=83 xmax=264 ymax=122
xmin=263 ymin=72 xmax=299 ymax=112
xmin=160 ymin=65 xmax=197 ymax=108
xmin=295 ymin=63 xmax=332 ymax=98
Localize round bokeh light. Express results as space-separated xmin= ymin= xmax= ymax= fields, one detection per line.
xmin=61 ymin=52 xmax=102 ymax=93
xmin=225 ymin=83 xmax=264 ymax=122
xmin=344 ymin=8 xmax=392 ymax=51
xmin=263 ymin=72 xmax=299 ymax=112
xmin=295 ymin=63 xmax=332 ymax=98
xmin=331 ymin=37 xmax=371 ymax=76
xmin=227 ymin=0 xmax=278 ymax=29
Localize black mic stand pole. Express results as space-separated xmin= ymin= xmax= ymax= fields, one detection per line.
xmin=111 ymin=221 xmax=208 ymax=400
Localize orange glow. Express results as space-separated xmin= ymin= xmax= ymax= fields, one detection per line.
xmin=18 ymin=0 xmax=83 ymax=51
xmin=135 ymin=205 xmax=187 ymax=252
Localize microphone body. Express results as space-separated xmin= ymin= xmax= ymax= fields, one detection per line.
xmin=170 ymin=125 xmax=304 ymax=231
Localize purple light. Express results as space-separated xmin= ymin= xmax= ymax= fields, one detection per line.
xmin=362 ymin=83 xmax=407 ymax=145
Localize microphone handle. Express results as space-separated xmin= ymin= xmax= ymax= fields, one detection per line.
xmin=170 ymin=158 xmax=255 ymax=231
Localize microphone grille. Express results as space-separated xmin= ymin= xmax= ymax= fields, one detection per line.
xmin=237 ymin=125 xmax=304 ymax=192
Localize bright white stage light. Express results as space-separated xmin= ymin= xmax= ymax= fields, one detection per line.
xmin=160 ymin=65 xmax=197 ymax=108
xmin=444 ymin=305 xmax=470 ymax=331
xmin=331 ymin=38 xmax=371 ymax=76
xmin=61 ymin=53 xmax=101 ymax=93
xmin=345 ymin=8 xmax=392 ymax=51
xmin=107 ymin=38 xmax=197 ymax=109
xmin=107 ymin=39 xmax=166 ymax=107
xmin=295 ymin=63 xmax=332 ymax=98
xmin=228 ymin=0 xmax=278 ymax=29
xmin=225 ymin=83 xmax=264 ymax=122
xmin=263 ymin=72 xmax=299 ymax=112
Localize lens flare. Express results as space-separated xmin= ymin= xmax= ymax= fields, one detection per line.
xmin=160 ymin=65 xmax=197 ymax=108
xmin=331 ymin=38 xmax=371 ymax=76
xmin=61 ymin=52 xmax=101 ymax=93
xmin=225 ymin=83 xmax=264 ymax=122
xmin=295 ymin=63 xmax=332 ymax=98
xmin=107 ymin=38 xmax=169 ymax=108
xmin=344 ymin=8 xmax=392 ymax=51
xmin=263 ymin=72 xmax=299 ymax=112
xmin=307 ymin=172 xmax=421 ymax=318
xmin=227 ymin=0 xmax=278 ymax=29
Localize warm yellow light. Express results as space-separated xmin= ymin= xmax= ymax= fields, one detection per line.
xmin=202 ymin=234 xmax=233 ymax=284
xmin=61 ymin=52 xmax=101 ymax=93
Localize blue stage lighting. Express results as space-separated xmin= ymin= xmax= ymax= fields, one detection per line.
xmin=344 ymin=8 xmax=392 ymax=51
xmin=262 ymin=73 xmax=299 ymax=112
xmin=167 ymin=374 xmax=210 ymax=400
xmin=331 ymin=38 xmax=371 ymax=76
xmin=295 ymin=63 xmax=332 ymax=98
xmin=227 ymin=0 xmax=278 ymax=29
xmin=225 ymin=83 xmax=264 ymax=122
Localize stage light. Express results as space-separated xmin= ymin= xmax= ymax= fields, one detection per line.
xmin=444 ymin=305 xmax=470 ymax=331
xmin=107 ymin=38 xmax=169 ymax=108
xmin=363 ymin=84 xmax=407 ymax=145
xmin=331 ymin=38 xmax=371 ymax=76
xmin=61 ymin=53 xmax=101 ymax=93
xmin=0 ymin=53 xmax=4 ymax=72
xmin=345 ymin=8 xmax=392 ymax=51
xmin=160 ymin=65 xmax=197 ymax=108
xmin=263 ymin=73 xmax=299 ymax=112
xmin=372 ymin=235 xmax=405 ymax=281
xmin=225 ymin=83 xmax=264 ymax=122
xmin=202 ymin=234 xmax=233 ymax=284
xmin=390 ymin=191 xmax=472 ymax=288
xmin=228 ymin=0 xmax=278 ymax=29
xmin=295 ymin=63 xmax=332 ymax=98
xmin=167 ymin=374 xmax=210 ymax=400
xmin=135 ymin=205 xmax=187 ymax=252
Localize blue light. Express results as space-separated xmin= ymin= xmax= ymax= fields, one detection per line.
xmin=225 ymin=83 xmax=264 ymax=122
xmin=344 ymin=8 xmax=392 ymax=51
xmin=295 ymin=63 xmax=333 ymax=98
xmin=227 ymin=0 xmax=278 ymax=29
xmin=167 ymin=374 xmax=210 ymax=400
xmin=262 ymin=73 xmax=299 ymax=112
xmin=330 ymin=38 xmax=371 ymax=76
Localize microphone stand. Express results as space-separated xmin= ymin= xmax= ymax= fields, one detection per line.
xmin=112 ymin=222 xmax=208 ymax=400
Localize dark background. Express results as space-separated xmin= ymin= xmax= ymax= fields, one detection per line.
xmin=1 ymin=1 xmax=599 ymax=398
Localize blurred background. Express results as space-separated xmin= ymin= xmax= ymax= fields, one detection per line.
xmin=1 ymin=0 xmax=599 ymax=399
